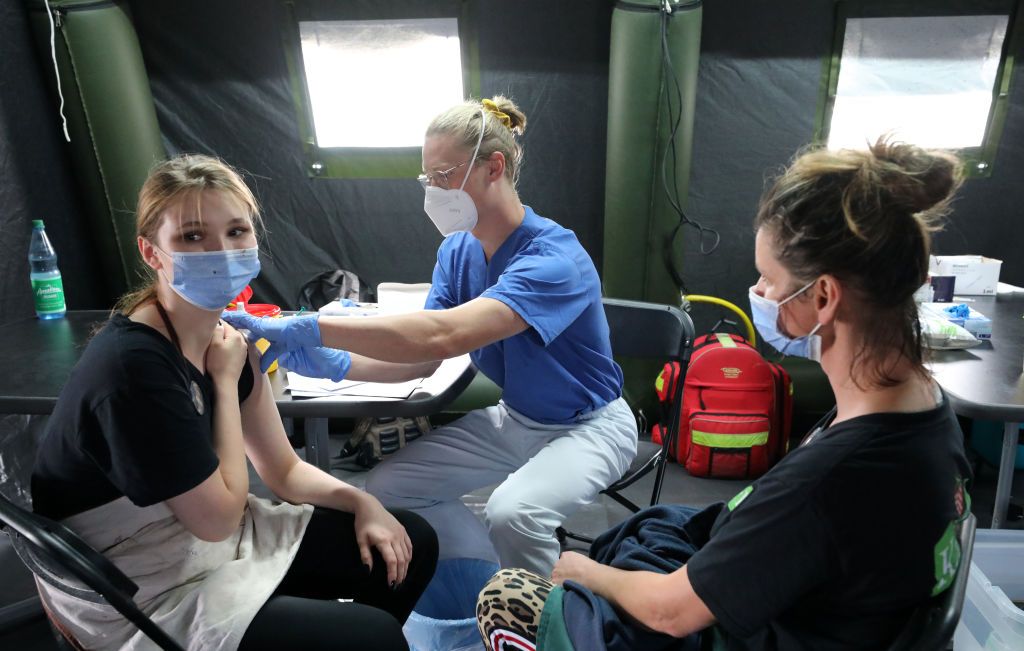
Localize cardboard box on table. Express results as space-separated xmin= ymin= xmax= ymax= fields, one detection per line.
xmin=929 ymin=256 xmax=1002 ymax=296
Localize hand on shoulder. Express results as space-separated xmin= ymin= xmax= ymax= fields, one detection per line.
xmin=206 ymin=322 xmax=248 ymax=384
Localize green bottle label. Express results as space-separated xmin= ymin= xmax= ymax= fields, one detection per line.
xmin=32 ymin=276 xmax=66 ymax=313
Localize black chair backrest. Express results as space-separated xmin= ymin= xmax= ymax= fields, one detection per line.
xmin=602 ymin=297 xmax=694 ymax=363
xmin=886 ymin=513 xmax=977 ymax=651
xmin=0 ymin=492 xmax=185 ymax=651
xmin=555 ymin=299 xmax=696 ymax=544
xmin=601 ymin=298 xmax=694 ymax=508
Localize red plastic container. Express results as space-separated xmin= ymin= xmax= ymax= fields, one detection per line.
xmin=226 ymin=285 xmax=281 ymax=317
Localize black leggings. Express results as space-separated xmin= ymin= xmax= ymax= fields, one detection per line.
xmin=238 ymin=507 xmax=438 ymax=651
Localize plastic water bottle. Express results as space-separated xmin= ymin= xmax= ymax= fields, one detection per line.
xmin=29 ymin=220 xmax=66 ymax=320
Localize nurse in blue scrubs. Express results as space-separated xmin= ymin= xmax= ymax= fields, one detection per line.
xmin=224 ymin=96 xmax=638 ymax=575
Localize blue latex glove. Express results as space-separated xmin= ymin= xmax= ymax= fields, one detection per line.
xmin=220 ymin=311 xmax=323 ymax=374
xmin=943 ymin=303 xmax=971 ymax=319
xmin=277 ymin=347 xmax=352 ymax=382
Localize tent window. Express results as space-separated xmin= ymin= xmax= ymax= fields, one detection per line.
xmin=299 ymin=18 xmax=464 ymax=148
xmin=818 ymin=2 xmax=1021 ymax=177
xmin=283 ymin=2 xmax=478 ymax=179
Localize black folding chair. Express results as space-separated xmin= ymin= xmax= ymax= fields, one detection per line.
xmin=886 ymin=513 xmax=977 ymax=651
xmin=558 ymin=297 xmax=694 ymax=546
xmin=0 ymin=492 xmax=185 ymax=651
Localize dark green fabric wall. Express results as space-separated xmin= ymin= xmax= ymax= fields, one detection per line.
xmin=27 ymin=0 xmax=165 ymax=300
xmin=603 ymin=1 xmax=702 ymax=306
xmin=9 ymin=0 xmax=1023 ymax=320
xmin=0 ymin=0 xmax=106 ymax=324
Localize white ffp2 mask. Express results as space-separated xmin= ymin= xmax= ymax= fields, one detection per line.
xmin=423 ymin=186 xmax=479 ymax=236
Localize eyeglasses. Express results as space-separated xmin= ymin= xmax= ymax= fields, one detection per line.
xmin=417 ymin=158 xmax=478 ymax=190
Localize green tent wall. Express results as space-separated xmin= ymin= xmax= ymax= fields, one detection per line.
xmin=28 ymin=0 xmax=165 ymax=300
xmin=603 ymin=0 xmax=701 ymax=305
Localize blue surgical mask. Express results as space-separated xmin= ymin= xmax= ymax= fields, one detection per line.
xmin=748 ymin=281 xmax=823 ymax=362
xmin=155 ymin=245 xmax=261 ymax=311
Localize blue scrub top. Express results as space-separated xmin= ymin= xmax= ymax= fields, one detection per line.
xmin=425 ymin=206 xmax=623 ymax=424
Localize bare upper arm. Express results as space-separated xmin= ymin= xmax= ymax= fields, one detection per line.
xmin=661 ymin=565 xmax=716 ymax=637
xmin=164 ymin=472 xmax=244 ymax=542
xmin=238 ymin=342 xmax=302 ymax=495
xmin=434 ymin=296 xmax=529 ymax=356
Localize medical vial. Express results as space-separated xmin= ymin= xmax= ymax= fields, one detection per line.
xmin=29 ymin=220 xmax=66 ymax=319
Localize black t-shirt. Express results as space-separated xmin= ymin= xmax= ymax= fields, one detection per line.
xmin=32 ymin=314 xmax=255 ymax=521
xmin=687 ymin=393 xmax=971 ymax=651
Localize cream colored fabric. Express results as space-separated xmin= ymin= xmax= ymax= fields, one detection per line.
xmin=37 ymin=494 xmax=312 ymax=650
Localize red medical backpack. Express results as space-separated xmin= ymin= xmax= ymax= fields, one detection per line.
xmin=652 ymin=333 xmax=793 ymax=479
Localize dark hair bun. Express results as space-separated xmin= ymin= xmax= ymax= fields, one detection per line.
xmin=869 ymin=138 xmax=963 ymax=215
xmin=752 ymin=139 xmax=965 ymax=388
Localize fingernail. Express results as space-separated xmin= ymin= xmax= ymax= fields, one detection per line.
xmin=390 ymin=581 xmax=396 ymax=589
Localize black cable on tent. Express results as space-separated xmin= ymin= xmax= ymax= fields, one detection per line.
xmin=659 ymin=1 xmax=719 ymax=295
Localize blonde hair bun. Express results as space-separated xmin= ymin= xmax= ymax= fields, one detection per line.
xmin=427 ymin=96 xmax=528 ymax=187
xmin=484 ymin=95 xmax=527 ymax=135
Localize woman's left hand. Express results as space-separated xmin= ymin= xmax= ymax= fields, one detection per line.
xmin=353 ymin=493 xmax=413 ymax=587
xmin=551 ymin=551 xmax=600 ymax=587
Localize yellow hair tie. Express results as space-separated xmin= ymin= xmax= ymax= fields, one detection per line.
xmin=481 ymin=98 xmax=513 ymax=129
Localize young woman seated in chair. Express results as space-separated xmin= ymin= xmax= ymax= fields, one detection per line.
xmin=475 ymin=139 xmax=974 ymax=651
xmin=31 ymin=155 xmax=437 ymax=651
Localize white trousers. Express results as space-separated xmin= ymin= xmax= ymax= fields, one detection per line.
xmin=364 ymin=397 xmax=637 ymax=576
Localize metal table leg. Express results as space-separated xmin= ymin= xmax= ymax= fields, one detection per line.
xmin=304 ymin=417 xmax=331 ymax=472
xmin=992 ymin=421 xmax=1019 ymax=529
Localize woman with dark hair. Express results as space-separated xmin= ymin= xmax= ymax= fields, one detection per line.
xmin=475 ymin=139 xmax=973 ymax=651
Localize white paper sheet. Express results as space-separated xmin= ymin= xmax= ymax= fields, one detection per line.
xmin=285 ymin=371 xmax=423 ymax=399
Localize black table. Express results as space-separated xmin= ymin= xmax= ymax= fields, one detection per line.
xmin=929 ymin=293 xmax=1024 ymax=528
xmin=0 ymin=311 xmax=476 ymax=471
